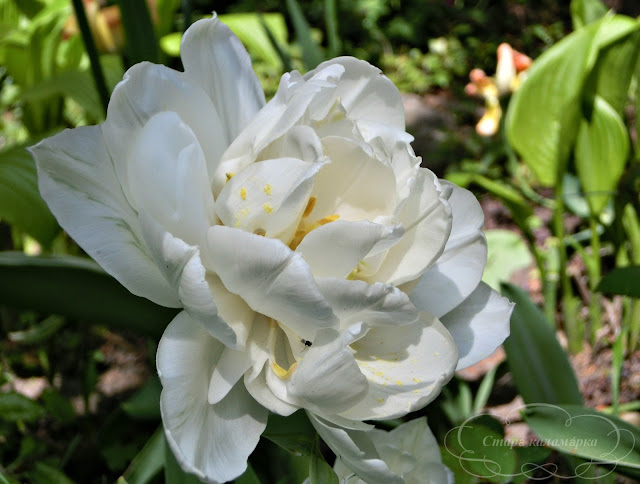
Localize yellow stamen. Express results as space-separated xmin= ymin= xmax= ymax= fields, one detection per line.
xmin=225 ymin=172 xmax=235 ymax=181
xmin=263 ymin=184 xmax=272 ymax=195
xmin=271 ymin=361 xmax=298 ymax=380
xmin=303 ymin=197 xmax=317 ymax=217
xmin=316 ymin=214 xmax=339 ymax=226
xmin=254 ymin=228 xmax=266 ymax=236
xmin=263 ymin=203 xmax=273 ymax=213
xmin=240 ymin=188 xmax=247 ymax=200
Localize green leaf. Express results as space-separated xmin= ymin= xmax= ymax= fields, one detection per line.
xmin=0 ymin=253 xmax=179 ymax=338
xmin=234 ymin=463 xmax=261 ymax=484
xmin=575 ymin=96 xmax=629 ymax=217
xmin=29 ymin=462 xmax=75 ymax=484
xmin=263 ymin=410 xmax=317 ymax=457
xmin=115 ymin=0 xmax=159 ymax=65
xmin=219 ymin=13 xmax=289 ymax=68
xmin=523 ymin=404 xmax=640 ymax=474
xmin=164 ymin=436 xmax=202 ymax=484
xmin=483 ymin=230 xmax=533 ymax=291
xmin=443 ymin=423 xmax=517 ymax=483
xmin=159 ymin=32 xmax=181 ymax=57
xmin=286 ymin=0 xmax=324 ymax=70
xmin=596 ymin=266 xmax=640 ymax=297
xmin=21 ymin=69 xmax=104 ymax=121
xmin=468 ymin=175 xmax=533 ymax=223
xmin=505 ymin=21 xmax=600 ymax=186
xmin=585 ymin=21 xmax=640 ymax=114
xmin=309 ymin=436 xmax=338 ymax=484
xmin=570 ymin=0 xmax=608 ymax=29
xmin=121 ymin=426 xmax=164 ymax=484
xmin=0 ymin=392 xmax=45 ymax=422
xmin=324 ymin=0 xmax=340 ymax=58
xmin=0 ymin=144 xmax=59 ymax=246
xmin=121 ymin=375 xmax=161 ymax=420
xmin=501 ymin=283 xmax=583 ymax=405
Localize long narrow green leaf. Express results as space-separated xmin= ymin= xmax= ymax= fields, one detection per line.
xmin=324 ymin=0 xmax=340 ymax=58
xmin=286 ymin=0 xmax=323 ymax=70
xmin=501 ymin=283 xmax=583 ymax=405
xmin=570 ymin=0 xmax=608 ymax=29
xmin=0 ymin=144 xmax=59 ymax=246
xmin=70 ymin=0 xmax=109 ymax=115
xmin=121 ymin=426 xmax=165 ymax=484
xmin=116 ymin=0 xmax=159 ymax=65
xmin=0 ymin=253 xmax=178 ymax=338
xmin=596 ymin=266 xmax=640 ymax=297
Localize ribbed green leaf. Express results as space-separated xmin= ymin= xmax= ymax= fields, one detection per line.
xmin=501 ymin=283 xmax=583 ymax=405
xmin=596 ymin=266 xmax=640 ymax=297
xmin=0 ymin=253 xmax=178 ymax=338
xmin=0 ymin=144 xmax=59 ymax=246
xmin=575 ymin=96 xmax=629 ymax=216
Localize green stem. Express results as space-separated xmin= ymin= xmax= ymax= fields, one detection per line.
xmin=553 ymin=182 xmax=580 ymax=351
xmin=71 ymin=0 xmax=109 ymax=116
xmin=588 ymin=217 xmax=602 ymax=344
xmin=622 ymin=204 xmax=640 ymax=351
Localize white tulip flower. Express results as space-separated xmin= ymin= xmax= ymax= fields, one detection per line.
xmin=30 ymin=15 xmax=512 ymax=484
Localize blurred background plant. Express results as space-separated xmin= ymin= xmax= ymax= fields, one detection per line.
xmin=2 ymin=0 xmax=640 ymax=483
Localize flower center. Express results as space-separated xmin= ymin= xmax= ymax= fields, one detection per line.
xmin=288 ymin=196 xmax=340 ymax=250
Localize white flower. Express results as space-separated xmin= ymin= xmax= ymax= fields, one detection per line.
xmin=30 ymin=15 xmax=512 ymax=484
xmin=332 ymin=418 xmax=453 ymax=484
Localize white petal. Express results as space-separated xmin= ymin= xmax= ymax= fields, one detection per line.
xmin=158 ymin=312 xmax=268 ymax=484
xmin=370 ymin=169 xmax=452 ymax=286
xmin=205 ymin=226 xmax=337 ymax=339
xmin=208 ymin=274 xmax=255 ymax=350
xmin=257 ymin=124 xmax=324 ymax=163
xmin=316 ymin=278 xmax=419 ymax=328
xmin=306 ymin=57 xmax=405 ymax=133
xmin=181 ymin=15 xmax=265 ymax=145
xmin=311 ymin=136 xmax=397 ymax=221
xmin=104 ymin=62 xmax=225 ymax=196
xmin=127 ymin=111 xmax=216 ymax=247
xmin=208 ymin=345 xmax=254 ymax=405
xmin=30 ymin=126 xmax=179 ymax=307
xmin=214 ymin=65 xmax=345 ymax=193
xmin=308 ymin=413 xmax=403 ymax=484
xmin=296 ymin=220 xmax=403 ymax=279
xmin=215 ymin=157 xmax=325 ymax=244
xmin=244 ymin=364 xmax=299 ymax=416
xmin=340 ymin=314 xmax=457 ymax=421
xmin=138 ymin=213 xmax=237 ymax=347
xmin=287 ymin=329 xmax=368 ymax=415
xmin=410 ymin=182 xmax=487 ymax=318
xmin=440 ymin=282 xmax=513 ymax=370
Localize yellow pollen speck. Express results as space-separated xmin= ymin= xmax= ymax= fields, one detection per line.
xmin=375 ymin=371 xmax=384 ymax=377
xmin=377 ymin=398 xmax=384 ymax=403
xmin=264 ymin=184 xmax=272 ymax=195
xmin=225 ymin=172 xmax=235 ymax=180
xmin=434 ymin=352 xmax=440 ymax=356
xmin=271 ymin=361 xmax=298 ymax=380
xmin=396 ymin=380 xmax=403 ymax=386
xmin=254 ymin=228 xmax=266 ymax=236
xmin=413 ymin=377 xmax=422 ymax=383
xmin=240 ymin=188 xmax=247 ymax=200
xmin=303 ymin=197 xmax=317 ymax=217
xmin=413 ymin=390 xmax=419 ymax=394
xmin=263 ymin=203 xmax=274 ymax=213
